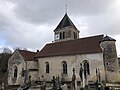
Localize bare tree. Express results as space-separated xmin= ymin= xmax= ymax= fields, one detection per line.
xmin=0 ymin=47 xmax=12 ymax=54
xmin=0 ymin=48 xmax=12 ymax=90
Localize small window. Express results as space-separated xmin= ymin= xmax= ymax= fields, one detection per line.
xmin=62 ymin=61 xmax=67 ymax=74
xmin=14 ymin=66 xmax=18 ymax=78
xmin=46 ymin=62 xmax=49 ymax=73
xmin=63 ymin=32 xmax=65 ymax=39
xmin=105 ymin=62 xmax=109 ymax=66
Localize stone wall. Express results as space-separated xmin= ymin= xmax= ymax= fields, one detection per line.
xmin=100 ymin=41 xmax=120 ymax=83
xmin=8 ymin=51 xmax=39 ymax=87
xmin=27 ymin=61 xmax=38 ymax=81
xmin=8 ymin=51 xmax=26 ymax=85
xmin=27 ymin=61 xmax=38 ymax=70
xmin=54 ymin=26 xmax=79 ymax=42
xmin=38 ymin=53 xmax=105 ymax=83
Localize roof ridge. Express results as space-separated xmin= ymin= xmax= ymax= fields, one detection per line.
xmin=18 ymin=49 xmax=36 ymax=53
xmin=47 ymin=34 xmax=104 ymax=45
xmin=79 ymin=34 xmax=104 ymax=40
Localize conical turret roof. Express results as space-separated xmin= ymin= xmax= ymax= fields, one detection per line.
xmin=55 ymin=13 xmax=77 ymax=30
xmin=100 ymin=35 xmax=116 ymax=43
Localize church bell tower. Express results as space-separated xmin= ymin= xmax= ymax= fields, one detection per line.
xmin=54 ymin=13 xmax=79 ymax=42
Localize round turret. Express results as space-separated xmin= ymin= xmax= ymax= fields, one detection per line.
xmin=100 ymin=35 xmax=120 ymax=82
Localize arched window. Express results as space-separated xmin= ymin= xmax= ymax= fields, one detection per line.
xmin=14 ymin=66 xmax=18 ymax=78
xmin=62 ymin=61 xmax=67 ymax=74
xmin=83 ymin=60 xmax=90 ymax=75
xmin=46 ymin=62 xmax=49 ymax=73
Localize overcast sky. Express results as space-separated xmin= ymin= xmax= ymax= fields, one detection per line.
xmin=0 ymin=0 xmax=120 ymax=56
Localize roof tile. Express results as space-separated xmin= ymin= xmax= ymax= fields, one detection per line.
xmin=55 ymin=13 xmax=77 ymax=30
xmin=35 ymin=35 xmax=104 ymax=58
xmin=18 ymin=50 xmax=36 ymax=61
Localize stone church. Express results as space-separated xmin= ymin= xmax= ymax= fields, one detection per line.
xmin=7 ymin=13 xmax=120 ymax=90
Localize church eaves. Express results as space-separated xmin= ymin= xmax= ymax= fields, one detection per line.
xmin=55 ymin=13 xmax=77 ymax=30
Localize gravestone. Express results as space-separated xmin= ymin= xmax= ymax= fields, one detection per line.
xmin=72 ymin=68 xmax=77 ymax=90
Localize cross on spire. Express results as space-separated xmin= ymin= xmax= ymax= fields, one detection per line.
xmin=65 ymin=0 xmax=68 ymax=13
xmin=65 ymin=3 xmax=67 ymax=13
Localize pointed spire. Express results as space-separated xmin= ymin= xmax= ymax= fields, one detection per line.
xmin=55 ymin=13 xmax=77 ymax=30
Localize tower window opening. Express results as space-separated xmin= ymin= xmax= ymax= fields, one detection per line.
xmin=63 ymin=32 xmax=65 ymax=39
xmin=60 ymin=32 xmax=62 ymax=39
xmin=74 ymin=32 xmax=77 ymax=39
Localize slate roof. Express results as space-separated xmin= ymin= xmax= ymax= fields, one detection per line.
xmin=55 ymin=13 xmax=77 ymax=30
xmin=100 ymin=35 xmax=116 ymax=43
xmin=18 ymin=50 xmax=36 ymax=61
xmin=35 ymin=35 xmax=104 ymax=58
